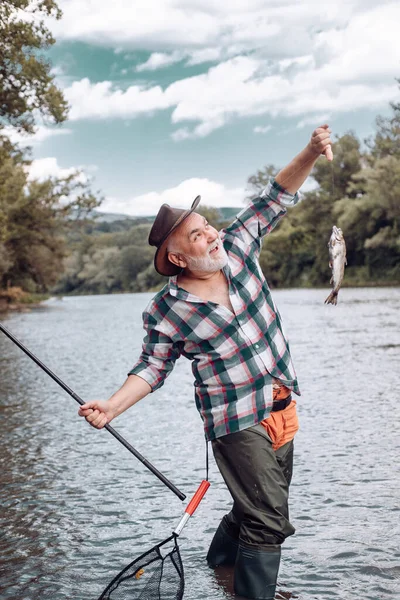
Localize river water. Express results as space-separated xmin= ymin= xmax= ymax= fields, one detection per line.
xmin=0 ymin=288 xmax=399 ymax=600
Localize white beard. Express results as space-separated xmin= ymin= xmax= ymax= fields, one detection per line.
xmin=184 ymin=243 xmax=228 ymax=273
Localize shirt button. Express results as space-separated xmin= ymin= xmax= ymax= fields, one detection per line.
xmin=255 ymin=344 xmax=259 ymax=349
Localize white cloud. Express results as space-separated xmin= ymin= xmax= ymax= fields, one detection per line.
xmin=297 ymin=115 xmax=331 ymax=129
xmin=136 ymin=51 xmax=184 ymax=71
xmin=56 ymin=2 xmax=400 ymax=138
xmin=52 ymin=0 xmax=354 ymax=52
xmin=65 ymin=78 xmax=172 ymax=120
xmin=100 ymin=178 xmax=246 ymax=216
xmin=186 ymin=47 xmax=222 ymax=66
xmin=135 ymin=47 xmax=224 ymax=72
xmin=3 ymin=125 xmax=72 ymax=146
xmin=27 ymin=157 xmax=95 ymax=183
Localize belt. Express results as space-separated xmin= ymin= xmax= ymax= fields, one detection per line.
xmin=271 ymin=394 xmax=292 ymax=412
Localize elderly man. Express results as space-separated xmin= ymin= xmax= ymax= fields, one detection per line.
xmin=79 ymin=125 xmax=333 ymax=600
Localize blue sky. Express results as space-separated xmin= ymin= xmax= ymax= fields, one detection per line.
xmin=11 ymin=0 xmax=400 ymax=216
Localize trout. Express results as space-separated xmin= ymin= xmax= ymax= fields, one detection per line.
xmin=325 ymin=226 xmax=347 ymax=305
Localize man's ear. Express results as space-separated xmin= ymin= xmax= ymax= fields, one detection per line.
xmin=168 ymin=251 xmax=187 ymax=269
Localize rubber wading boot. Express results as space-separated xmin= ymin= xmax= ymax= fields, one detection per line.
xmin=234 ymin=543 xmax=281 ymax=600
xmin=206 ymin=517 xmax=239 ymax=567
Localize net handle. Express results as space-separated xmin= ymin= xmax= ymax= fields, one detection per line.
xmin=185 ymin=479 xmax=210 ymax=516
xmin=174 ymin=479 xmax=210 ymax=535
xmin=0 ymin=322 xmax=186 ymax=501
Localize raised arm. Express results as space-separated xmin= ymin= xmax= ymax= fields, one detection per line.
xmin=221 ymin=125 xmax=333 ymax=254
xmin=275 ymin=124 xmax=333 ymax=194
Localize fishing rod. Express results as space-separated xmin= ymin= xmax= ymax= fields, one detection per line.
xmin=0 ymin=322 xmax=186 ymax=501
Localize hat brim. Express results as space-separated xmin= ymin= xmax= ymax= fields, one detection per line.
xmin=154 ymin=195 xmax=201 ymax=276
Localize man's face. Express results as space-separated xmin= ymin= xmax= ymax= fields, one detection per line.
xmin=168 ymin=212 xmax=228 ymax=273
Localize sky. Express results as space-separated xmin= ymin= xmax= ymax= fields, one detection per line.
xmin=10 ymin=0 xmax=400 ymax=216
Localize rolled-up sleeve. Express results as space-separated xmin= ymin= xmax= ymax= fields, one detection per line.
xmin=128 ymin=312 xmax=182 ymax=391
xmin=222 ymin=178 xmax=300 ymax=255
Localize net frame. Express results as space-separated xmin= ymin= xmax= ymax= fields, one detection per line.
xmin=97 ymin=480 xmax=210 ymax=600
xmin=98 ymin=534 xmax=184 ymax=600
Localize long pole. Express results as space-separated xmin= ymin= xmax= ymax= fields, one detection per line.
xmin=0 ymin=323 xmax=186 ymax=501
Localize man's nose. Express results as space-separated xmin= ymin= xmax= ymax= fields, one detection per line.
xmin=207 ymin=227 xmax=218 ymax=243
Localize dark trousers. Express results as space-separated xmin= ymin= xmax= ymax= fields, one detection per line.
xmin=211 ymin=424 xmax=295 ymax=548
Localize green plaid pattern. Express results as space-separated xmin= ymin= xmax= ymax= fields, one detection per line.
xmin=129 ymin=178 xmax=301 ymax=440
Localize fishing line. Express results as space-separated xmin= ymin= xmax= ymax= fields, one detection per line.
xmin=205 ymin=441 xmax=209 ymax=482
xmin=274 ymin=142 xmax=333 ymax=190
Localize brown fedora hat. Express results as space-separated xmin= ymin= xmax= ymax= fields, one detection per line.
xmin=149 ymin=195 xmax=201 ymax=276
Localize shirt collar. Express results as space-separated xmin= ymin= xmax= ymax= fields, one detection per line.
xmin=167 ymin=275 xmax=202 ymax=303
xmin=168 ymin=265 xmax=231 ymax=303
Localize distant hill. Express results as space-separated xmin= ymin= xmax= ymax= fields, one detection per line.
xmin=219 ymin=207 xmax=240 ymax=220
xmin=91 ymin=210 xmax=153 ymax=224
xmin=92 ymin=206 xmax=240 ymax=223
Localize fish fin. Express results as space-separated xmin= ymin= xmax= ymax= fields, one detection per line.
xmin=330 ymin=276 xmax=333 ymax=285
xmin=324 ymin=290 xmax=338 ymax=305
xmin=329 ymin=261 xmax=333 ymax=269
xmin=345 ymin=258 xmax=348 ymax=266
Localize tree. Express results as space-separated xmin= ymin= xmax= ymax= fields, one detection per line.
xmin=0 ymin=0 xmax=68 ymax=134
xmin=247 ymin=132 xmax=376 ymax=287
xmin=367 ymin=79 xmax=400 ymax=161
xmin=0 ymin=1 xmax=103 ymax=295
xmin=0 ymin=135 xmax=101 ymax=292
xmin=246 ymin=164 xmax=278 ymax=200
xmin=335 ymin=155 xmax=400 ymax=279
xmin=311 ymin=132 xmax=364 ymax=200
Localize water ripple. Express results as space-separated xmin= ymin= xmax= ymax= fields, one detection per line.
xmin=1 ymin=288 xmax=400 ymax=599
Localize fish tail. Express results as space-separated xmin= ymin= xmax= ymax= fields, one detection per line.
xmin=324 ymin=290 xmax=338 ymax=305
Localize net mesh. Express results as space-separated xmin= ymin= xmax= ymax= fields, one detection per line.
xmin=98 ymin=535 xmax=184 ymax=600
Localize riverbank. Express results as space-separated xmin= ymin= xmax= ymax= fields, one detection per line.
xmin=1 ymin=280 xmax=399 ymax=313
xmin=0 ymin=287 xmax=49 ymax=314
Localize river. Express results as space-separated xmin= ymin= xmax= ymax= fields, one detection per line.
xmin=0 ymin=288 xmax=399 ymax=600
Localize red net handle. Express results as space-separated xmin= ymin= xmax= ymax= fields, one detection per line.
xmin=185 ymin=480 xmax=210 ymax=516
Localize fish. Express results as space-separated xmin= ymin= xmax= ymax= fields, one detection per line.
xmin=325 ymin=225 xmax=347 ymax=305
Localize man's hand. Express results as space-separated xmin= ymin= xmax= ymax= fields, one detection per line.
xmin=309 ymin=124 xmax=333 ymax=161
xmin=77 ymin=375 xmax=152 ymax=429
xmin=78 ymin=400 xmax=115 ymax=429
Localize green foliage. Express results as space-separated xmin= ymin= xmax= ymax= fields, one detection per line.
xmin=2 ymin=2 xmax=399 ymax=299
xmin=0 ymin=1 xmax=102 ymax=296
xmin=53 ymin=207 xmax=227 ymax=295
xmin=0 ymin=136 xmax=102 ymax=292
xmin=255 ymin=98 xmax=400 ymax=288
xmin=367 ymin=81 xmax=400 ymax=160
xmin=247 ymin=164 xmax=278 ymax=200
xmin=0 ymin=0 xmax=68 ymax=133
xmin=54 ymin=94 xmax=400 ymax=296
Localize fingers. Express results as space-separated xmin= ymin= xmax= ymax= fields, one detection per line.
xmin=312 ymin=124 xmax=330 ymax=135
xmin=311 ymin=125 xmax=333 ymax=160
xmin=85 ymin=409 xmax=108 ymax=429
xmin=325 ymin=144 xmax=334 ymax=162
xmin=78 ymin=401 xmax=97 ymax=415
xmin=78 ymin=402 xmax=109 ymax=429
xmin=89 ymin=410 xmax=108 ymax=428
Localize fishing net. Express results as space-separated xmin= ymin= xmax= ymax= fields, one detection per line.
xmin=98 ymin=535 xmax=184 ymax=600
xmin=0 ymin=325 xmax=211 ymax=600
xmin=97 ymin=480 xmax=210 ymax=600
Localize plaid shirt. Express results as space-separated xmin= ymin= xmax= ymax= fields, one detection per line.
xmin=129 ymin=178 xmax=301 ymax=441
